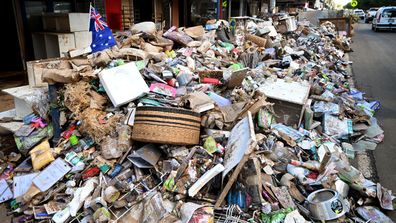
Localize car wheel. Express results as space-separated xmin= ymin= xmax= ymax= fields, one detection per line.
xmin=372 ymin=24 xmax=378 ymax=31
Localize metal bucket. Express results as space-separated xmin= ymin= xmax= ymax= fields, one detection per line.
xmin=306 ymin=189 xmax=348 ymax=221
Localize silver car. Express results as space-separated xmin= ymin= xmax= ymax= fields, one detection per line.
xmin=372 ymin=6 xmax=396 ymax=31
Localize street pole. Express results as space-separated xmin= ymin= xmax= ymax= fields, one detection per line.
xmin=270 ymin=0 xmax=276 ymax=14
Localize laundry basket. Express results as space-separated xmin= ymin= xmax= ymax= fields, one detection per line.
xmin=132 ymin=106 xmax=201 ymax=145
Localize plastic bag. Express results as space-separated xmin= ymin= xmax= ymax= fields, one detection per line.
xmin=357 ymin=100 xmax=380 ymax=117
xmin=163 ymin=26 xmax=193 ymax=46
xmin=15 ymin=125 xmax=54 ymax=155
xmin=30 ymin=140 xmax=54 ymax=170
xmin=260 ymin=208 xmax=293 ymax=223
xmin=313 ymin=101 xmax=339 ymax=115
xmin=356 ymin=206 xmax=393 ymax=223
xmin=101 ymin=137 xmax=122 ymax=159
xmin=323 ymin=114 xmax=353 ymax=139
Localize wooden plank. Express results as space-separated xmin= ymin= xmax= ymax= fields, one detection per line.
xmin=69 ymin=47 xmax=92 ymax=58
xmin=214 ymin=154 xmax=250 ymax=208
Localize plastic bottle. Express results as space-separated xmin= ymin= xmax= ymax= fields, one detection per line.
xmin=207 ymin=92 xmax=231 ymax=107
xmin=117 ymin=125 xmax=131 ymax=152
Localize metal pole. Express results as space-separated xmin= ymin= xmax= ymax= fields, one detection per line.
xmin=270 ymin=0 xmax=276 ymax=14
xmin=228 ymin=0 xmax=232 ymax=19
xmin=239 ymin=0 xmax=243 ymax=16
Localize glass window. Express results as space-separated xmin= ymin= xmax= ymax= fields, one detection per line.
xmin=25 ymin=1 xmax=47 ymax=18
xmin=382 ymin=9 xmax=396 ymax=18
xmin=190 ymin=0 xmax=217 ymax=25
xmin=53 ymin=1 xmax=71 ymax=13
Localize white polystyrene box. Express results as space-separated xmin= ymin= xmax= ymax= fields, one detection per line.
xmin=99 ymin=62 xmax=149 ymax=107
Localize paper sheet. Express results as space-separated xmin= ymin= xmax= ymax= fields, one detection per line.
xmin=13 ymin=172 xmax=38 ymax=198
xmin=0 ymin=179 xmax=13 ymax=203
xmin=33 ymin=158 xmax=71 ymax=192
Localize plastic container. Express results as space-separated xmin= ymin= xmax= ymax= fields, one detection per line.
xmin=117 ymin=125 xmax=131 ymax=152
xmin=207 ymin=92 xmax=231 ymax=107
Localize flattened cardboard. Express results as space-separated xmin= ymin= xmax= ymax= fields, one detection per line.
xmin=128 ymin=144 xmax=161 ymax=168
xmin=222 ymin=112 xmax=256 ymax=178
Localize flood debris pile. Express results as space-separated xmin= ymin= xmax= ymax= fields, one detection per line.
xmin=1 ymin=18 xmax=394 ymax=223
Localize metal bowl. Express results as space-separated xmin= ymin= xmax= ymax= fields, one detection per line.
xmin=306 ymin=189 xmax=348 ymax=221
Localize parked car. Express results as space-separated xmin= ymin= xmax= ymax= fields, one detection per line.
xmin=365 ymin=7 xmax=379 ymax=23
xmin=372 ymin=6 xmax=396 ymax=31
xmin=353 ymin=9 xmax=365 ymax=20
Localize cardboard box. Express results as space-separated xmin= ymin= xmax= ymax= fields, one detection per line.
xmin=27 ymin=58 xmax=66 ymax=87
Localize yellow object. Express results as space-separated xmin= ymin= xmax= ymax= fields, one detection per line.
xmin=29 ymin=140 xmax=55 ymax=170
xmin=165 ymin=50 xmax=176 ymax=58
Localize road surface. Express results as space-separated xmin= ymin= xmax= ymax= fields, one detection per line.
xmin=350 ymin=23 xmax=396 ymax=219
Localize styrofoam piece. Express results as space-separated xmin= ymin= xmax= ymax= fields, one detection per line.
xmin=188 ymin=163 xmax=225 ymax=197
xmin=2 ymin=85 xmax=48 ymax=119
xmin=0 ymin=109 xmax=23 ymax=134
xmin=258 ymin=78 xmax=310 ymax=105
xmin=99 ymin=62 xmax=149 ymax=107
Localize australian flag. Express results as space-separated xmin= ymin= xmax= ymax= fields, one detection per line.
xmin=89 ymin=5 xmax=116 ymax=53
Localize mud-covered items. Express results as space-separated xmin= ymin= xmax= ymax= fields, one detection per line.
xmin=163 ymin=26 xmax=194 ymax=46
xmin=2 ymin=17 xmax=394 ymax=223
xmin=258 ymin=78 xmax=311 ymax=127
xmin=62 ymin=81 xmax=107 ymax=115
xmin=14 ymin=124 xmax=53 ymax=155
xmin=2 ymin=85 xmax=49 ymax=119
xmin=245 ymin=34 xmax=267 ymax=47
xmin=78 ymin=108 xmax=123 ymax=143
xmin=215 ymin=112 xmax=256 ymax=208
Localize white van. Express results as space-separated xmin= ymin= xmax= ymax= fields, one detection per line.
xmin=372 ymin=6 xmax=396 ymax=31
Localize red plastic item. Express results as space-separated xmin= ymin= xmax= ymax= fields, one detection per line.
xmin=167 ymin=78 xmax=178 ymax=87
xmin=201 ymin=77 xmax=221 ymax=85
xmin=82 ymin=166 xmax=100 ymax=179
xmin=62 ymin=125 xmax=76 ymax=139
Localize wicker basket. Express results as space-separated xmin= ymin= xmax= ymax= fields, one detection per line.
xmin=132 ymin=106 xmax=201 ymax=145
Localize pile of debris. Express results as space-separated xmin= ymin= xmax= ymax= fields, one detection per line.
xmin=0 ymin=17 xmax=393 ymax=223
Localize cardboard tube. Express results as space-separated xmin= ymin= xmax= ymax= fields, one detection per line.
xmin=245 ymin=34 xmax=267 ymax=47
xmin=319 ymin=152 xmax=332 ymax=173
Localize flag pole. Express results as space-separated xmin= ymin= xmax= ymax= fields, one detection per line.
xmin=88 ymin=2 xmax=92 ymax=29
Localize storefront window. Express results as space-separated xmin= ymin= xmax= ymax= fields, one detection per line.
xmin=190 ymin=0 xmax=218 ymax=25
xmin=53 ymin=1 xmax=71 ymax=13
xmin=25 ymin=1 xmax=47 ymax=17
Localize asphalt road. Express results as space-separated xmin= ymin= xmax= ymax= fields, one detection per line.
xmin=350 ymin=23 xmax=396 ymax=219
